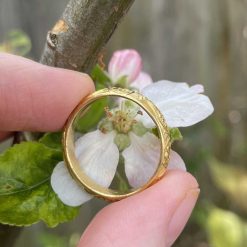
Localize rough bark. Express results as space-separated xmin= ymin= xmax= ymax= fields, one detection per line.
xmin=40 ymin=0 xmax=135 ymax=73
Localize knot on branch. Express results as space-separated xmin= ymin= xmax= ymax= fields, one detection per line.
xmin=47 ymin=19 xmax=69 ymax=49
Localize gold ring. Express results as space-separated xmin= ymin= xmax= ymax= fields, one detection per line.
xmin=63 ymin=87 xmax=171 ymax=201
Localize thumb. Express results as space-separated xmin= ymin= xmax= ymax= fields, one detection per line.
xmin=78 ymin=170 xmax=199 ymax=247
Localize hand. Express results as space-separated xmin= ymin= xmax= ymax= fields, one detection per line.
xmin=0 ymin=53 xmax=199 ymax=247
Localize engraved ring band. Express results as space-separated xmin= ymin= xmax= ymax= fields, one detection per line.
xmin=63 ymin=87 xmax=171 ymax=201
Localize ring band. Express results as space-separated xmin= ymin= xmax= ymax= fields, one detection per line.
xmin=63 ymin=87 xmax=171 ymax=201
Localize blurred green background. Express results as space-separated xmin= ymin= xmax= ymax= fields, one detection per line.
xmin=0 ymin=0 xmax=246 ymax=246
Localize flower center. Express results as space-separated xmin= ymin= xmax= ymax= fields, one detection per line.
xmin=104 ymin=106 xmax=137 ymax=134
xmin=98 ymin=100 xmax=148 ymax=138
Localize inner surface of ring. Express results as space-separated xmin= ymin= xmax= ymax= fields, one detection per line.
xmin=64 ymin=91 xmax=169 ymax=200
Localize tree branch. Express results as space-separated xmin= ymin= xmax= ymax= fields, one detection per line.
xmin=40 ymin=0 xmax=135 ymax=73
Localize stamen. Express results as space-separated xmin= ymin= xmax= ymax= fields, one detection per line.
xmin=104 ymin=106 xmax=113 ymax=118
xmin=100 ymin=127 xmax=107 ymax=134
xmin=103 ymin=103 xmax=142 ymax=134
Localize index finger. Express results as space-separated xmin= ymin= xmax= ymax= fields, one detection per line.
xmin=0 ymin=53 xmax=94 ymax=132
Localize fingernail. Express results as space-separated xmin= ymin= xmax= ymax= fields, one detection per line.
xmin=167 ymin=188 xmax=200 ymax=246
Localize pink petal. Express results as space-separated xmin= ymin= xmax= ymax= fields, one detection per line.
xmin=190 ymin=84 xmax=204 ymax=94
xmin=168 ymin=150 xmax=186 ymax=171
xmin=108 ymin=49 xmax=142 ymax=83
xmin=131 ymin=71 xmax=153 ymax=91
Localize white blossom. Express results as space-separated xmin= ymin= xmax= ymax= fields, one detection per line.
xmin=51 ymin=51 xmax=214 ymax=207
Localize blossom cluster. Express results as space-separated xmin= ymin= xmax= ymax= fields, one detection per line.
xmin=51 ymin=49 xmax=214 ymax=207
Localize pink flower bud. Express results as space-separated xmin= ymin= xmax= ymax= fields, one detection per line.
xmin=190 ymin=84 xmax=204 ymax=94
xmin=108 ymin=49 xmax=142 ymax=83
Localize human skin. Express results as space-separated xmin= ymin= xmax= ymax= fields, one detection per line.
xmin=0 ymin=53 xmax=199 ymax=247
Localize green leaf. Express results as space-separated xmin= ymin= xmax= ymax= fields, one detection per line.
xmin=74 ymin=98 xmax=108 ymax=133
xmin=169 ymin=128 xmax=183 ymax=143
xmin=0 ymin=177 xmax=26 ymax=195
xmin=91 ymin=64 xmax=111 ymax=89
xmin=39 ymin=132 xmax=62 ymax=150
xmin=115 ymin=75 xmax=128 ymax=88
xmin=207 ymin=208 xmax=247 ymax=247
xmin=151 ymin=127 xmax=183 ymax=142
xmin=0 ymin=142 xmax=79 ymax=227
xmin=151 ymin=127 xmax=159 ymax=137
xmin=209 ymin=159 xmax=247 ymax=212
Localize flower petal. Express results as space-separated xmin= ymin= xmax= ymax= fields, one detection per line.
xmin=190 ymin=84 xmax=204 ymax=94
xmin=141 ymin=80 xmax=214 ymax=128
xmin=108 ymin=49 xmax=142 ymax=83
xmin=123 ymin=132 xmax=160 ymax=188
xmin=131 ymin=71 xmax=153 ymax=91
xmin=51 ymin=161 xmax=92 ymax=207
xmin=168 ymin=150 xmax=186 ymax=171
xmin=75 ymin=130 xmax=119 ymax=188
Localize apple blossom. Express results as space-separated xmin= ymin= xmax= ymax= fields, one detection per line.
xmin=51 ymin=80 xmax=213 ymax=207
xmin=50 ymin=50 xmax=214 ymax=207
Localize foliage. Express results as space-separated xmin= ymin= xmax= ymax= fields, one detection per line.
xmin=91 ymin=64 xmax=111 ymax=88
xmin=170 ymin=128 xmax=183 ymax=143
xmin=74 ymin=65 xmax=110 ymax=133
xmin=74 ymin=98 xmax=108 ymax=133
xmin=206 ymin=208 xmax=247 ymax=247
xmin=0 ymin=141 xmax=79 ymax=227
xmin=0 ymin=30 xmax=31 ymax=56
xmin=39 ymin=132 xmax=63 ymax=150
xmin=209 ymin=159 xmax=247 ymax=212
